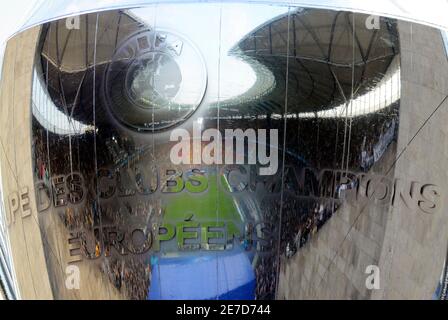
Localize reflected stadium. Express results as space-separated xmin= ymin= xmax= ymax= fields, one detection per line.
xmin=0 ymin=1 xmax=448 ymax=300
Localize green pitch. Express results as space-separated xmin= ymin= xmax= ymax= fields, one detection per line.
xmin=163 ymin=175 xmax=243 ymax=223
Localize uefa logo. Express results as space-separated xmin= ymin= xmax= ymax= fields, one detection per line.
xmin=105 ymin=29 xmax=207 ymax=132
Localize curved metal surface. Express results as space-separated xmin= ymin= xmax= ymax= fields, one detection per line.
xmin=0 ymin=2 xmax=447 ymax=300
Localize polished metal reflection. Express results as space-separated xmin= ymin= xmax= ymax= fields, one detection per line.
xmin=1 ymin=2 xmax=446 ymax=301
xmin=30 ymin=5 xmax=402 ymax=300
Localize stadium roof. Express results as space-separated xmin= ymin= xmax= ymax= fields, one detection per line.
xmin=12 ymin=0 xmax=448 ymax=38
xmin=231 ymin=8 xmax=399 ymax=115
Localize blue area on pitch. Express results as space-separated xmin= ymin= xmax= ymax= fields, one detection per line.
xmin=148 ymin=251 xmax=255 ymax=300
